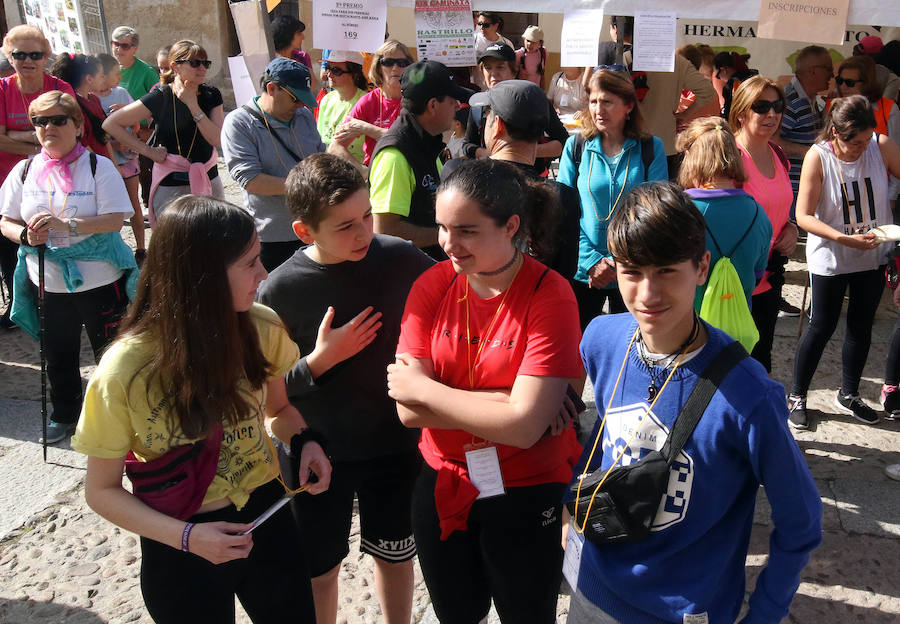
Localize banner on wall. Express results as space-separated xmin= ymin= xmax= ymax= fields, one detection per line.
xmin=757 ymin=0 xmax=850 ymax=45
xmin=21 ymin=0 xmax=108 ymax=55
xmin=312 ymin=0 xmax=388 ymax=53
xmin=414 ymin=0 xmax=476 ymax=67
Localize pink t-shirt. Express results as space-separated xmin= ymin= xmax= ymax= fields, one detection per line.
xmin=739 ymin=143 xmax=793 ymax=294
xmin=515 ymin=47 xmax=544 ymax=88
xmin=0 ymin=74 xmax=76 ymax=181
xmin=346 ymin=88 xmax=402 ymax=165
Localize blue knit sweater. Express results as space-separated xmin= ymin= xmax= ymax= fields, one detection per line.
xmin=571 ymin=313 xmax=822 ymax=624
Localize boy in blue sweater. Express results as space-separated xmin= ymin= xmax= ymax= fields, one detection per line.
xmin=567 ymin=182 xmax=821 ymax=624
xmin=257 ymin=153 xmax=433 ymax=624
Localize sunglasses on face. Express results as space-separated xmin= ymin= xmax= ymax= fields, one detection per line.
xmin=31 ymin=115 xmax=70 ymax=127
xmin=477 ymin=22 xmax=494 ymax=28
xmin=111 ymin=40 xmax=134 ymax=50
xmin=10 ymin=51 xmax=45 ymax=61
xmin=324 ymin=63 xmax=349 ymax=77
xmin=277 ymin=84 xmax=301 ymax=105
xmin=749 ymin=99 xmax=785 ymax=115
xmin=175 ymin=58 xmax=212 ymax=69
xmin=379 ymin=58 xmax=411 ymax=68
xmin=835 ymin=76 xmax=862 ymax=88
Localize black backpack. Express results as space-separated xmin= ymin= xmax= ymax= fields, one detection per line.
xmin=21 ymin=151 xmax=98 ymax=181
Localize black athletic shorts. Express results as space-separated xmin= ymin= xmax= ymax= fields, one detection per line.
xmin=286 ymin=449 xmax=422 ymax=577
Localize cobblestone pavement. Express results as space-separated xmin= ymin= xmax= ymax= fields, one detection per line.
xmin=1 ymin=162 xmax=898 ymax=623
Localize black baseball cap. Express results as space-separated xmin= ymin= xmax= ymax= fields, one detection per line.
xmin=468 ymin=80 xmax=548 ymax=131
xmin=401 ymin=60 xmax=474 ymax=106
xmin=478 ymin=43 xmax=515 ymax=64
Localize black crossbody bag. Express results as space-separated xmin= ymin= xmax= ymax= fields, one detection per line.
xmin=568 ymin=341 xmax=747 ymax=544
xmin=241 ymin=104 xmax=302 ymax=162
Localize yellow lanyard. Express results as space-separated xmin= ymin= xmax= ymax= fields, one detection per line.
xmin=172 ymin=87 xmax=198 ymax=158
xmin=462 ymin=254 xmax=523 ymax=390
xmin=573 ymin=328 xmax=689 ymax=534
xmin=258 ymin=105 xmax=306 ymax=173
xmin=586 ymin=148 xmax=631 ymax=223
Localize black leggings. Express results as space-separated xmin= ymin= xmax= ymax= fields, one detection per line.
xmin=791 ymin=268 xmax=885 ymax=396
xmin=139 ymin=479 xmax=315 ymax=624
xmin=412 ymin=464 xmax=565 ymax=624
xmin=750 ymin=283 xmax=782 ymax=373
xmin=885 ymin=315 xmax=900 ymax=386
xmin=572 ymin=279 xmax=627 ymax=331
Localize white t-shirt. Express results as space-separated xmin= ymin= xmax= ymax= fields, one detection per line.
xmin=807 ymin=135 xmax=892 ymax=275
xmin=0 ymin=151 xmax=132 ymax=292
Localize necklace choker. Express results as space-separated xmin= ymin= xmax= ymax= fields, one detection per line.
xmin=636 ymin=314 xmax=701 ymax=401
xmin=478 ymin=251 xmax=519 ymax=277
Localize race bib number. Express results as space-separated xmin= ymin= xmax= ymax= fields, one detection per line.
xmin=465 ymin=446 xmax=505 ymax=499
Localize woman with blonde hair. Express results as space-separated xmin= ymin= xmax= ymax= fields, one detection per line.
xmin=103 ymin=40 xmax=225 ymax=222
xmin=332 ymin=39 xmax=413 ymax=166
xmin=557 ymin=68 xmax=667 ymax=329
xmin=730 ymin=75 xmax=797 ymax=372
xmin=676 ymin=117 xmax=771 ymax=309
xmin=0 ymin=25 xmax=76 ymax=329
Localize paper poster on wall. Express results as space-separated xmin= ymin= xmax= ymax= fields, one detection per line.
xmin=414 ymin=0 xmax=475 ymax=67
xmin=560 ymin=9 xmax=604 ymax=67
xmin=758 ymin=0 xmax=850 ymax=45
xmin=21 ymin=0 xmax=91 ymax=54
xmin=633 ymin=12 xmax=676 ymax=72
xmin=312 ymin=0 xmax=387 ymax=54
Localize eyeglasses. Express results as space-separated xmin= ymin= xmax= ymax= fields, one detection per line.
xmin=323 ymin=63 xmax=349 ymax=77
xmin=749 ymin=99 xmax=785 ymax=115
xmin=476 ymin=22 xmax=495 ymax=28
xmin=835 ymin=76 xmax=862 ymax=88
xmin=379 ymin=58 xmax=411 ymax=68
xmin=111 ymin=40 xmax=134 ymax=50
xmin=31 ymin=115 xmax=70 ymax=127
xmin=10 ymin=51 xmax=45 ymax=61
xmin=277 ymin=84 xmax=301 ymax=105
xmin=175 ymin=58 xmax=212 ymax=69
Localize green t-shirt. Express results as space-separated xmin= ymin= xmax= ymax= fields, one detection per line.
xmin=369 ymin=148 xmax=442 ymax=218
xmin=317 ymin=88 xmax=366 ymax=164
xmin=120 ymin=58 xmax=159 ymax=127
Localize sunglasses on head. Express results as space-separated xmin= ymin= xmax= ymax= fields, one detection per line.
xmin=175 ymin=58 xmax=212 ymax=69
xmin=749 ymin=99 xmax=785 ymax=115
xmin=379 ymin=58 xmax=411 ymax=68
xmin=10 ymin=51 xmax=45 ymax=61
xmin=31 ymin=115 xmax=70 ymax=127
xmin=835 ymin=76 xmax=862 ymax=88
xmin=111 ymin=40 xmax=134 ymax=50
xmin=277 ymin=84 xmax=301 ymax=105
xmin=323 ymin=63 xmax=349 ymax=77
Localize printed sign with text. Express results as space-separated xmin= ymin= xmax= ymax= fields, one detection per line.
xmin=312 ymin=0 xmax=387 ymax=53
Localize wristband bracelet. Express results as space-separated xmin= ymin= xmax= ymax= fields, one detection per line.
xmin=290 ymin=428 xmax=328 ymax=458
xmin=181 ymin=522 xmax=194 ymax=552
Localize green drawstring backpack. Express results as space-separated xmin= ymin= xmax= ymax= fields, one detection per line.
xmin=699 ymin=207 xmax=760 ymax=353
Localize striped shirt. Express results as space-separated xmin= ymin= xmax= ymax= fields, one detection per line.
xmin=780 ymin=77 xmax=822 ymax=195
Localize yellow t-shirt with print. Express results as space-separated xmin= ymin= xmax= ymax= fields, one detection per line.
xmin=72 ymin=303 xmax=300 ymax=510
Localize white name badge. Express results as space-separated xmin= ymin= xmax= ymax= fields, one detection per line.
xmin=559 ymin=94 xmax=569 ymax=108
xmin=562 ymin=521 xmax=584 ymax=591
xmin=47 ymin=228 xmax=70 ymax=248
xmin=464 ymin=446 xmax=505 ymax=499
xmin=683 ymin=613 xmax=709 ymax=624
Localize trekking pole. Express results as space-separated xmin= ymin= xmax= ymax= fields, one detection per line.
xmin=797 ymin=272 xmax=809 ymax=338
xmin=38 ymin=244 xmax=48 ymax=462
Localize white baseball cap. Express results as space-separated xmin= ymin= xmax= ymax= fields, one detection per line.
xmin=325 ymin=50 xmax=365 ymax=65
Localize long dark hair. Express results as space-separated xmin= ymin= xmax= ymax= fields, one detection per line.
xmin=119 ymin=196 xmax=271 ymax=438
xmin=49 ymin=53 xmax=107 ymax=145
xmin=818 ymin=94 xmax=876 ymax=143
xmin=439 ymin=159 xmax=560 ymax=262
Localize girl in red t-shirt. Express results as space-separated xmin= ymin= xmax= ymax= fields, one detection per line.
xmin=388 ymin=159 xmax=583 ymax=623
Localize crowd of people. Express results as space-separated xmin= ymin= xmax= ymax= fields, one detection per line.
xmin=1 ymin=11 xmax=900 ymax=624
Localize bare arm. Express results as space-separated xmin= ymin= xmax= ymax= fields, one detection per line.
xmin=879 ymin=132 xmax=900 ymax=179
xmin=388 ymin=353 xmax=568 ymax=449
xmin=0 ymin=124 xmax=40 ymax=156
xmin=3 ymin=212 xmax=126 ymax=246
xmin=193 ymin=104 xmax=224 ymax=149
xmin=373 ymin=213 xmax=439 ymax=249
xmin=327 ymin=141 xmax=367 ymax=174
xmin=772 ymin=135 xmax=813 ymax=159
xmin=103 ymin=101 xmax=167 ymax=162
xmin=244 ymin=173 xmax=286 ymax=196
xmin=535 ymin=139 xmax=563 ymax=159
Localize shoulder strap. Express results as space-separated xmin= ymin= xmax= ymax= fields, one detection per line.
xmin=20 ymin=156 xmax=34 ymax=183
xmin=89 ymin=152 xmax=97 ymax=177
xmin=571 ymin=132 xmax=586 ymax=174
xmin=767 ymin=140 xmax=790 ymax=172
xmin=727 ymin=203 xmax=759 ymax=257
xmin=533 ymin=267 xmax=551 ymax=293
xmin=704 ymin=223 xmax=724 ymax=257
xmin=241 ymin=104 xmax=302 ymax=162
xmin=661 ymin=340 xmax=747 ymax=465
xmin=640 ymin=136 xmax=654 ymax=182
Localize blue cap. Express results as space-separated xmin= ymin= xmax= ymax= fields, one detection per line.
xmin=264 ymin=57 xmax=317 ymax=109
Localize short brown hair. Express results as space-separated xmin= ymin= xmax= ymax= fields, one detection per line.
xmin=677 ymin=44 xmax=702 ymax=70
xmin=284 ymin=153 xmax=368 ymax=230
xmin=608 ymin=182 xmax=707 ymax=267
xmin=729 ymin=75 xmax=785 ymax=134
xmin=818 ymin=94 xmax=876 ymax=142
xmin=580 ymin=69 xmax=647 ymax=141
xmin=370 ymin=39 xmax=413 ymax=88
xmin=29 ymin=90 xmax=84 ymax=129
xmin=676 ymin=117 xmax=746 ymax=188
xmin=836 ymin=55 xmax=881 ymax=102
xmin=161 ymin=40 xmax=208 ymax=85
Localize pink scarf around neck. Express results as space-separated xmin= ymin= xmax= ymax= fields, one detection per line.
xmin=36 ymin=142 xmax=86 ymax=194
